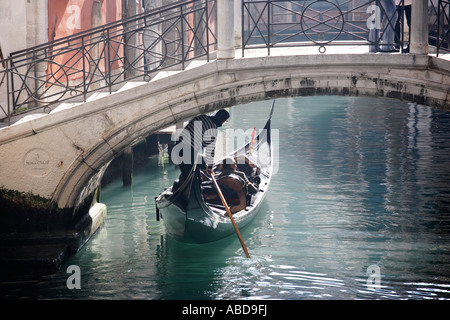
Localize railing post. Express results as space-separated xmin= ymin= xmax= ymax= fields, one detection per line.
xmin=106 ymin=29 xmax=112 ymax=94
xmin=7 ymin=62 xmax=11 ymax=125
xmin=217 ymin=0 xmax=235 ymax=59
xmin=181 ymin=5 xmax=186 ymax=70
xmin=268 ymin=0 xmax=271 ymax=56
xmin=410 ymin=0 xmax=428 ymax=55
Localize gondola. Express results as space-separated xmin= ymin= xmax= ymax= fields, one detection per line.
xmin=155 ymin=101 xmax=275 ymax=243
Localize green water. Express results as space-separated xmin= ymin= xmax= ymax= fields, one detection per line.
xmin=2 ymin=96 xmax=450 ymax=300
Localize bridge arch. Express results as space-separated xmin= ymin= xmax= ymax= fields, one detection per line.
xmin=1 ymin=52 xmax=449 ymax=233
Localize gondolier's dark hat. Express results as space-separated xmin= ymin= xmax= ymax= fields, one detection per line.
xmin=212 ymin=109 xmax=230 ymax=126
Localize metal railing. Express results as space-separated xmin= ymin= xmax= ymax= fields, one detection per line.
xmin=0 ymin=0 xmax=216 ymax=124
xmin=242 ymin=0 xmax=411 ymax=55
xmin=1 ymin=0 xmax=449 ymax=125
xmin=242 ymin=0 xmax=450 ymax=56
xmin=433 ymin=0 xmax=450 ymax=56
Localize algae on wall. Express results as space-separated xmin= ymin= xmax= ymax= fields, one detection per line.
xmin=0 ymin=187 xmax=77 ymax=233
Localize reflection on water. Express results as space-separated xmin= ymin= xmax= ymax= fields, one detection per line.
xmin=1 ymin=96 xmax=450 ymax=300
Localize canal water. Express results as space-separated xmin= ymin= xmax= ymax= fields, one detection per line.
xmin=2 ymin=96 xmax=450 ymax=300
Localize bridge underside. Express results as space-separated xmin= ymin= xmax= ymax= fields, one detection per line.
xmin=0 ymin=51 xmax=449 ymax=269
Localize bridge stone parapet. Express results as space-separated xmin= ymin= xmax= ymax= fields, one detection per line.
xmin=1 ymin=51 xmax=450 ymax=209
xmin=0 ymin=49 xmax=449 ymax=272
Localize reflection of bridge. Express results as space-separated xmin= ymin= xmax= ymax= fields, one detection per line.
xmin=0 ymin=0 xmax=449 ymax=273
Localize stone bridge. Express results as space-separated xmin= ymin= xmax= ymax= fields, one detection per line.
xmin=1 ymin=48 xmax=449 ymax=225
xmin=0 ymin=0 xmax=449 ymax=273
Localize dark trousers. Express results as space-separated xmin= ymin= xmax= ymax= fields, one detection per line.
xmin=395 ymin=4 xmax=411 ymax=51
xmin=177 ymin=147 xmax=205 ymax=179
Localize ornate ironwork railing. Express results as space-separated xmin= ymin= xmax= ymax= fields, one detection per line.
xmin=242 ymin=0 xmax=411 ymax=55
xmin=432 ymin=0 xmax=450 ymax=56
xmin=1 ymin=0 xmax=449 ymax=125
xmin=0 ymin=0 xmax=216 ymax=124
xmin=242 ymin=0 xmax=450 ymax=56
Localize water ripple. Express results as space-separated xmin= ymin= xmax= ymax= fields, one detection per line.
xmin=3 ymin=96 xmax=450 ymax=300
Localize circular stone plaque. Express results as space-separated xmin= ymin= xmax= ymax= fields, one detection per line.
xmin=23 ymin=149 xmax=51 ymax=177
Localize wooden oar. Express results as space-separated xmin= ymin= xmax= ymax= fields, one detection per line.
xmin=248 ymin=126 xmax=256 ymax=153
xmin=209 ymin=170 xmax=250 ymax=259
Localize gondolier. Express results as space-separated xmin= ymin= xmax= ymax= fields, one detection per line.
xmin=172 ymin=109 xmax=230 ymax=180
